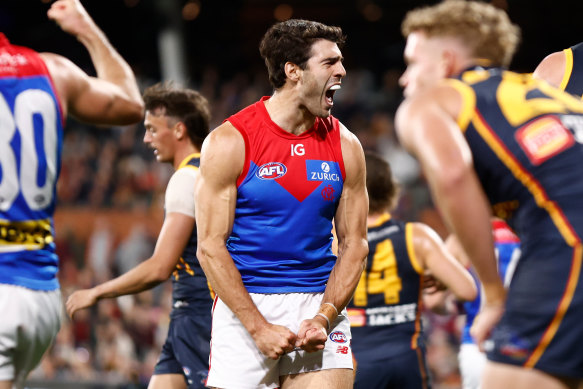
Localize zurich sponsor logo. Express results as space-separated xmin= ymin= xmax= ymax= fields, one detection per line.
xmin=321 ymin=162 xmax=330 ymax=173
xmin=256 ymin=162 xmax=287 ymax=180
xmin=329 ymin=331 xmax=348 ymax=344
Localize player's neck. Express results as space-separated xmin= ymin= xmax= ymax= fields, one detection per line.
xmin=172 ymin=144 xmax=199 ymax=170
xmin=265 ymin=90 xmax=316 ymax=135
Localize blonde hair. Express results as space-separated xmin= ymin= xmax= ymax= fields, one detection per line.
xmin=401 ymin=0 xmax=520 ymax=67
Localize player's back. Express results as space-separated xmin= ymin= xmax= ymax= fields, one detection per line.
xmin=450 ymin=67 xmax=583 ymax=244
xmin=348 ymin=214 xmax=424 ymax=360
xmin=0 ymin=33 xmax=64 ymax=291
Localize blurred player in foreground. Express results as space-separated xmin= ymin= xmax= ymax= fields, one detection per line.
xmin=396 ymin=1 xmax=583 ymax=388
xmin=0 ymin=0 xmax=143 ymax=388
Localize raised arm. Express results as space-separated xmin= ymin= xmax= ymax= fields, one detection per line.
xmin=41 ymin=0 xmax=143 ymax=125
xmin=395 ymin=86 xmax=505 ymax=346
xmin=297 ymin=125 xmax=368 ymax=351
xmin=195 ymin=123 xmax=296 ymax=359
xmin=412 ymin=222 xmax=477 ymax=302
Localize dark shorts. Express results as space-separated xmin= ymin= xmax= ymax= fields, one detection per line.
xmin=353 ymin=346 xmax=431 ymax=389
xmin=487 ymin=242 xmax=583 ymax=379
xmin=154 ymin=309 xmax=212 ymax=389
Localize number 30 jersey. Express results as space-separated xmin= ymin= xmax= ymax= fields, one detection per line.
xmin=226 ymin=96 xmax=345 ymax=293
xmin=0 ymin=34 xmax=64 ymax=291
xmin=347 ymin=214 xmax=425 ymax=360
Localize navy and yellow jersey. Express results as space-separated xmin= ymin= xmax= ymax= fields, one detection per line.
xmin=448 ymin=66 xmax=583 ymax=375
xmin=0 ymin=34 xmax=64 ymax=291
xmin=347 ymin=214 xmax=425 ymax=360
xmin=167 ymin=154 xmax=214 ymax=312
xmin=559 ymin=42 xmax=583 ymax=99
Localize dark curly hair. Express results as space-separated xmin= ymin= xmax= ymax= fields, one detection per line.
xmin=259 ymin=19 xmax=346 ymax=89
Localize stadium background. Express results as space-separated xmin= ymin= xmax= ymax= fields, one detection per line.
xmin=2 ymin=0 xmax=583 ymax=388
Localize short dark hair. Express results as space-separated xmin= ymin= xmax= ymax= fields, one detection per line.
xmin=259 ymin=19 xmax=346 ymax=89
xmin=365 ymin=152 xmax=400 ymax=214
xmin=143 ymin=81 xmax=211 ymax=149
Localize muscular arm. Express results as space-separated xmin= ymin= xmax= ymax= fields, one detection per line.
xmin=297 ymin=125 xmax=368 ymax=351
xmin=42 ymin=0 xmax=143 ymax=125
xmin=66 ymin=211 xmax=194 ymax=318
xmin=195 ymin=123 xmax=295 ymax=359
xmin=396 ymin=87 xmax=505 ymax=344
xmin=324 ymin=126 xmax=369 ymax=312
xmin=533 ymin=50 xmax=567 ymax=89
xmin=412 ymin=223 xmax=477 ymax=302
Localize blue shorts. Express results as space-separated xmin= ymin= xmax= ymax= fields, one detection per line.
xmin=154 ymin=308 xmax=212 ymax=388
xmin=487 ymin=242 xmax=583 ymax=378
xmin=353 ymin=346 xmax=431 ymax=389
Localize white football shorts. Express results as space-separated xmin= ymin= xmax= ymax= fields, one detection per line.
xmin=459 ymin=343 xmax=487 ymax=389
xmin=0 ymin=285 xmax=62 ymax=388
xmin=206 ymin=292 xmax=353 ymax=389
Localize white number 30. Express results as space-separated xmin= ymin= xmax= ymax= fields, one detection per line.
xmin=0 ymin=89 xmax=57 ymax=212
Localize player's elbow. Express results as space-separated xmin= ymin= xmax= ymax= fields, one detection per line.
xmin=117 ymin=99 xmax=145 ymax=125
xmin=197 ymin=238 xmax=224 ymax=270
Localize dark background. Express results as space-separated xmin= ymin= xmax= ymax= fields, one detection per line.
xmin=2 ymin=0 xmax=583 ymax=85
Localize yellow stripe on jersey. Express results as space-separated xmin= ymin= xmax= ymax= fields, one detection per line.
xmin=472 ymin=111 xmax=579 ymax=246
xmin=444 ymin=78 xmax=477 ymax=133
xmin=0 ymin=218 xmax=53 ymax=250
xmin=472 ymin=110 xmax=583 ymax=366
xmin=405 ymin=223 xmax=423 ymax=275
xmin=368 ymin=212 xmax=391 ymax=228
xmin=559 ymin=48 xmax=574 ymax=92
xmin=177 ymin=153 xmax=200 ymax=170
xmin=525 ymin=243 xmax=583 ymax=368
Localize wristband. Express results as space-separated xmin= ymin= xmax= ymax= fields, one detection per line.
xmin=323 ymin=302 xmax=338 ymax=315
xmin=316 ymin=312 xmax=330 ymax=330
xmin=316 ymin=302 xmax=338 ymax=330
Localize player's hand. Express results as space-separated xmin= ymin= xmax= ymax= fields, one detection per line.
xmin=470 ymin=302 xmax=505 ymax=352
xmin=295 ymin=318 xmax=328 ymax=353
xmin=48 ymin=0 xmax=96 ymax=39
xmin=66 ymin=288 xmax=98 ymax=319
xmin=422 ymin=272 xmax=447 ymax=294
xmin=251 ymin=323 xmax=297 ymax=360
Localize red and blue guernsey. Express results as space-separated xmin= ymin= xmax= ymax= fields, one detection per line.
xmin=226 ymin=96 xmax=345 ymax=293
xmin=0 ymin=34 xmax=64 ymax=291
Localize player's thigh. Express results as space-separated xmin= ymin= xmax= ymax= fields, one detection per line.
xmin=482 ymin=361 xmax=581 ymax=389
xmin=281 ymin=368 xmax=353 ymax=389
xmin=148 ymin=373 xmax=187 ymax=389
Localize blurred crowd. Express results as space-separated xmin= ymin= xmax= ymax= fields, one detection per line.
xmin=28 ymin=65 xmax=461 ymax=388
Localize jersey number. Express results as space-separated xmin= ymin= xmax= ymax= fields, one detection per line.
xmin=352 ymin=239 xmax=403 ymax=306
xmin=0 ymin=89 xmax=57 ymax=212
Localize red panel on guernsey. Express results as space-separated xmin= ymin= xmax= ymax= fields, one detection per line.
xmin=0 ymin=33 xmax=64 ymax=119
xmin=226 ymin=96 xmax=346 ymax=202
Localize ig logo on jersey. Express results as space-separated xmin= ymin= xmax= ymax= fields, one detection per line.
xmin=256 ymin=162 xmax=287 ymax=180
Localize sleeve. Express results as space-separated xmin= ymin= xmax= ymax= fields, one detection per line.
xmin=164 ymin=167 xmax=197 ymax=217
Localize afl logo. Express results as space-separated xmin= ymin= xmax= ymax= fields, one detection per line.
xmin=256 ymin=162 xmax=287 ymax=180
xmin=329 ymin=331 xmax=348 ymax=344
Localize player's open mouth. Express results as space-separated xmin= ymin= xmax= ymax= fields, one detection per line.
xmin=325 ymin=84 xmax=341 ymax=106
